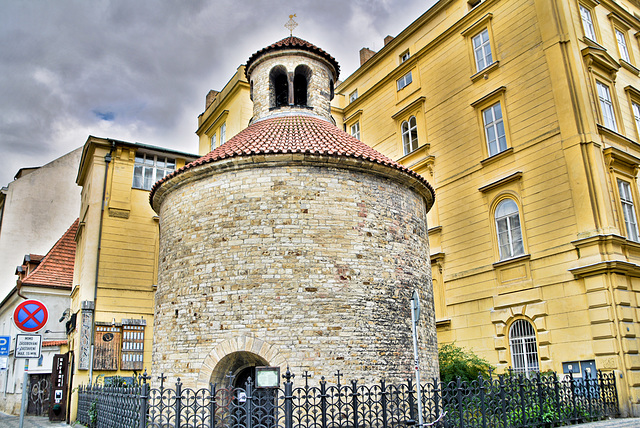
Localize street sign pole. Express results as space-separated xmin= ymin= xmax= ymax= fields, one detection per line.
xmin=410 ymin=290 xmax=424 ymax=428
xmin=19 ymin=359 xmax=28 ymax=428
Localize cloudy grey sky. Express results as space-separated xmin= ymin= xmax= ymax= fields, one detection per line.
xmin=0 ymin=0 xmax=436 ymax=187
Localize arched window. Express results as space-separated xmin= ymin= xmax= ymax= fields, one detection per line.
xmin=402 ymin=116 xmax=418 ymax=154
xmin=269 ymin=66 xmax=289 ymax=108
xmin=495 ymin=198 xmax=524 ymax=260
xmin=509 ymin=319 xmax=539 ymax=375
xmin=294 ymin=65 xmax=311 ymax=106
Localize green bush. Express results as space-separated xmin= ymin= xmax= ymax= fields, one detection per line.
xmin=438 ymin=342 xmax=494 ymax=384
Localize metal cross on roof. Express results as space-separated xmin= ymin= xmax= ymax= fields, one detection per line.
xmin=285 ymin=14 xmax=298 ymax=36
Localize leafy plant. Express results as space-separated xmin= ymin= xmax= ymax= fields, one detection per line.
xmin=88 ymin=400 xmax=98 ymax=427
xmin=438 ymin=342 xmax=494 ymax=384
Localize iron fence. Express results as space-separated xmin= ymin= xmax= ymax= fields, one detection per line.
xmin=77 ymin=369 xmax=618 ymax=428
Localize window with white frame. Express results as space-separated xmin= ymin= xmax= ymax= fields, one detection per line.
xmin=472 ymin=28 xmax=493 ymax=71
xmin=397 ymin=71 xmax=413 ymax=91
xmin=400 ymin=50 xmax=410 ymax=63
xmin=402 ymin=116 xmax=419 ymax=154
xmin=616 ymin=29 xmax=631 ymax=62
xmin=210 ymin=133 xmax=217 ymax=151
xmin=220 ymin=123 xmax=226 ymax=145
xmin=509 ymin=319 xmax=539 ymax=376
xmin=482 ymin=102 xmax=507 ymax=156
xmin=350 ymin=122 xmax=360 ymax=140
xmin=596 ymin=81 xmax=617 ymax=131
xmin=580 ymin=4 xmax=597 ymax=40
xmin=632 ymin=101 xmax=640 ymax=137
xmin=133 ymin=153 xmax=176 ymax=191
xmin=495 ymin=198 xmax=524 ymax=260
xmin=618 ymin=179 xmax=640 ymax=241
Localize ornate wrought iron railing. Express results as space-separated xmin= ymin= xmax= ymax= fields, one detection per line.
xmin=76 ymin=369 xmax=618 ymax=428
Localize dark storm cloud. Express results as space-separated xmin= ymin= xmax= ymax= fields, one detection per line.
xmin=0 ymin=0 xmax=434 ymax=187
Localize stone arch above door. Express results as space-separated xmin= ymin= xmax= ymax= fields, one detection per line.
xmin=197 ymin=336 xmax=288 ymax=388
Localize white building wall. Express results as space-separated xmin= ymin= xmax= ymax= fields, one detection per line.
xmin=0 ymin=147 xmax=82 ymax=298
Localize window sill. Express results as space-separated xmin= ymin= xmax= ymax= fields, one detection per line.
xmin=480 ymin=147 xmax=513 ymax=167
xmin=620 ymin=59 xmax=640 ymax=76
xmin=471 ymin=61 xmax=500 ymax=82
xmin=493 ymin=253 xmax=530 ymax=269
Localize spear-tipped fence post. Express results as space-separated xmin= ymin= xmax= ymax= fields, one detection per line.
xmin=283 ymin=367 xmax=295 ymax=428
xmin=209 ymin=382 xmax=217 ymax=428
xmin=175 ymin=378 xmax=182 ymax=428
xmin=350 ymin=379 xmax=359 ymax=428
xmin=320 ymin=376 xmax=328 ymax=428
xmin=380 ymin=379 xmax=388 ymax=428
xmin=245 ymin=377 xmax=253 ymax=428
xmin=139 ymin=369 xmax=151 ymax=428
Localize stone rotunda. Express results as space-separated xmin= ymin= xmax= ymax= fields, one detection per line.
xmin=150 ymin=36 xmax=438 ymax=388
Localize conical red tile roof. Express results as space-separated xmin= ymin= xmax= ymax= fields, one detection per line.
xmin=245 ymin=36 xmax=340 ymax=79
xmin=21 ymin=219 xmax=78 ymax=288
xmin=151 ymin=115 xmax=434 ymax=202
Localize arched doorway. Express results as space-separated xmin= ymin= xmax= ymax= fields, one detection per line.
xmin=210 ymin=351 xmax=276 ymax=428
xmin=210 ymin=351 xmax=269 ymax=388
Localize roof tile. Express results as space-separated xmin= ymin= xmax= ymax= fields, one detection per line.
xmin=245 ymin=36 xmax=340 ymax=79
xmin=151 ymin=115 xmax=434 ymax=200
xmin=21 ymin=219 xmax=78 ymax=288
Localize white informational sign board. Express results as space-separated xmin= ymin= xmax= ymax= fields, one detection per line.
xmin=0 ymin=355 xmax=7 ymax=370
xmin=15 ymin=334 xmax=41 ymax=359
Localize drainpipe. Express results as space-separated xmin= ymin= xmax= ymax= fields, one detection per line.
xmin=88 ymin=142 xmax=114 ymax=383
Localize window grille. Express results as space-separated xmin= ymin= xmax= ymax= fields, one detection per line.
xmin=350 ymin=122 xmax=360 ymax=140
xmin=220 ymin=123 xmax=226 ymax=145
xmin=618 ymin=179 xmax=639 ymax=241
xmin=509 ymin=319 xmax=539 ymax=376
xmin=616 ymin=29 xmax=631 ymax=62
xmin=132 ymin=154 xmax=176 ymax=191
xmin=402 ymin=116 xmax=418 ymax=154
xmin=596 ymin=81 xmax=617 ymax=131
xmin=210 ymin=133 xmax=217 ymax=151
xmin=397 ymin=71 xmax=413 ymax=91
xmin=580 ymin=5 xmax=597 ymax=40
xmin=483 ymin=102 xmax=507 ymax=156
xmin=633 ymin=102 xmax=640 ymax=136
xmin=495 ymin=199 xmax=524 ymax=259
xmin=121 ymin=324 xmax=145 ymax=370
xmin=472 ymin=28 xmax=493 ymax=71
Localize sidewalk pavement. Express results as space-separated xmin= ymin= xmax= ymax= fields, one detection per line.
xmin=0 ymin=412 xmax=70 ymax=428
xmin=1 ymin=412 xmax=639 ymax=428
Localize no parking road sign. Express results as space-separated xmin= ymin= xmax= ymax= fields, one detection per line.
xmin=13 ymin=299 xmax=48 ymax=333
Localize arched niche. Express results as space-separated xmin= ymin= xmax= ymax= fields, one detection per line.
xmin=269 ymin=65 xmax=289 ymax=108
xmin=294 ymin=65 xmax=312 ymax=106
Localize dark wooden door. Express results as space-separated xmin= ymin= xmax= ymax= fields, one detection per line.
xmin=27 ymin=373 xmax=50 ymax=416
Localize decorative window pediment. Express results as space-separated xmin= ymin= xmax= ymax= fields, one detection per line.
xmin=582 ymin=46 xmax=620 ymax=81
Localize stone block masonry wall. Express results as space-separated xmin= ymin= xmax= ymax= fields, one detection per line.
xmin=152 ymin=159 xmax=438 ymax=388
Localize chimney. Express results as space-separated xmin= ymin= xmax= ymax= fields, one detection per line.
xmin=205 ymin=90 xmax=219 ymax=110
xmin=384 ymin=35 xmax=394 ymax=46
xmin=359 ymin=47 xmax=376 ymax=66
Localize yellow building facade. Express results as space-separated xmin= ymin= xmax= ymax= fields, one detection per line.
xmin=68 ymin=136 xmax=197 ymax=418
xmin=196 ymin=0 xmax=640 ymax=416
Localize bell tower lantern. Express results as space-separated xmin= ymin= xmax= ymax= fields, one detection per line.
xmin=245 ymin=36 xmax=340 ymax=124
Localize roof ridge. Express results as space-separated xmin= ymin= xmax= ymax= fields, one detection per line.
xmin=21 ymin=218 xmax=79 ymax=288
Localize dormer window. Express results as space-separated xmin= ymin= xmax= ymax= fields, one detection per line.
xmin=270 ymin=66 xmax=289 ymax=108
xmin=294 ymin=65 xmax=311 ymax=106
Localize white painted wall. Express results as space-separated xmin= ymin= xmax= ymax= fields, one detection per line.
xmin=0 ymin=147 xmax=82 ymax=298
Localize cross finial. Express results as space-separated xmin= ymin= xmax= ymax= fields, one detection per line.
xmin=335 ymin=370 xmax=343 ymax=386
xmin=302 ymin=371 xmax=312 ymax=387
xmin=225 ymin=371 xmax=236 ymax=387
xmin=285 ymin=14 xmax=298 ymax=36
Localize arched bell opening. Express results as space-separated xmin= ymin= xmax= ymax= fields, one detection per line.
xmin=210 ymin=351 xmax=269 ymax=388
xmin=293 ymin=65 xmax=311 ymax=107
xmin=269 ymin=66 xmax=289 ymax=108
